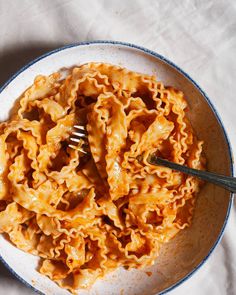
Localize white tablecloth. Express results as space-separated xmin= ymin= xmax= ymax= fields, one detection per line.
xmin=0 ymin=0 xmax=235 ymax=294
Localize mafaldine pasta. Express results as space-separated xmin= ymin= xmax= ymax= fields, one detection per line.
xmin=0 ymin=63 xmax=205 ymax=293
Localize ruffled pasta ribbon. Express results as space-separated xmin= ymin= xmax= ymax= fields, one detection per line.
xmin=0 ymin=63 xmax=204 ymax=293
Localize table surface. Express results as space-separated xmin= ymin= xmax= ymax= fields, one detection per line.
xmin=0 ymin=0 xmax=236 ymax=294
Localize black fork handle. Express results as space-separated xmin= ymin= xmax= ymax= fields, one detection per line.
xmin=148 ymin=155 xmax=236 ymax=193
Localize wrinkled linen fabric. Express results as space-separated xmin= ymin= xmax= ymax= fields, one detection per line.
xmin=0 ymin=0 xmax=235 ymax=294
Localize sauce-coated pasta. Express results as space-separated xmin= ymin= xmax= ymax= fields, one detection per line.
xmin=0 ymin=63 xmax=204 ymax=293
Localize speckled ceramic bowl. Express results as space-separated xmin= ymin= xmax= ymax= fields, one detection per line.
xmin=0 ymin=41 xmax=233 ymax=295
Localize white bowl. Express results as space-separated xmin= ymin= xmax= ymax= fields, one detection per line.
xmin=0 ymin=41 xmax=233 ymax=295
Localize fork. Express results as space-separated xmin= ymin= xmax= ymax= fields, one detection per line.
xmin=69 ymin=125 xmax=88 ymax=154
xmin=69 ymin=126 xmax=236 ymax=193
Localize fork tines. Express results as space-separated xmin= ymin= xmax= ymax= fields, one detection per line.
xmin=69 ymin=125 xmax=88 ymax=153
xmin=72 ymin=125 xmax=87 ymax=138
xmin=74 ymin=125 xmax=86 ymax=131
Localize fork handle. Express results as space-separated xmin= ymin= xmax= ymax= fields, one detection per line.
xmin=148 ymin=155 xmax=236 ymax=193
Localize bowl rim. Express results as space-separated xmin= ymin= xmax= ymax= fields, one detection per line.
xmin=0 ymin=40 xmax=233 ymax=295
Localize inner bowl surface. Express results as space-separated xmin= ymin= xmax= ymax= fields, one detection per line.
xmin=0 ymin=41 xmax=233 ymax=295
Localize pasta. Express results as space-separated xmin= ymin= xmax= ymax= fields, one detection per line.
xmin=0 ymin=63 xmax=205 ymax=293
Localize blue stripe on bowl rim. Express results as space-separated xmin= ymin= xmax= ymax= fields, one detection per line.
xmin=0 ymin=40 xmax=233 ymax=295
